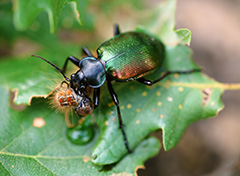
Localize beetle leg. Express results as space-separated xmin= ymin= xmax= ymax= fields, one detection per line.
xmin=93 ymin=88 xmax=100 ymax=109
xmin=107 ymin=79 xmax=132 ymax=153
xmin=82 ymin=46 xmax=93 ymax=57
xmin=62 ymin=56 xmax=80 ymax=73
xmin=114 ymin=24 xmax=121 ymax=36
xmin=137 ymin=69 xmax=201 ymax=85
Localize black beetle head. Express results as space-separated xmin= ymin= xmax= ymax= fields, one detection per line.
xmin=70 ymin=70 xmax=88 ymax=94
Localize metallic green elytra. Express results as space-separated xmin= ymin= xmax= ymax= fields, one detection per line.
xmin=98 ymin=32 xmax=164 ymax=82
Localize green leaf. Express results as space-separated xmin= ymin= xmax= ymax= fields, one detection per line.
xmin=91 ymin=44 xmax=224 ymax=165
xmin=137 ymin=0 xmax=191 ymax=46
xmin=1 ymin=0 xmax=225 ymax=166
xmin=89 ymin=0 xmax=223 ymax=164
xmin=12 ymin=0 xmax=81 ymax=33
xmin=0 ymin=45 xmax=80 ymax=105
xmin=0 ymin=85 xmax=160 ymax=175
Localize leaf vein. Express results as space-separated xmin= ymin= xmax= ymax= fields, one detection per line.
xmin=0 ymin=126 xmax=33 ymax=153
xmin=34 ymin=157 xmax=59 ymax=176
xmin=0 ymin=158 xmax=12 ymax=176
xmin=36 ymin=137 xmax=65 ymax=156
xmin=0 ymin=152 xmax=87 ymax=160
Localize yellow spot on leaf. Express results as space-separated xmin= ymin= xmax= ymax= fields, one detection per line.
xmin=142 ymin=91 xmax=147 ymax=96
xmin=179 ymin=104 xmax=183 ymax=109
xmin=210 ymin=101 xmax=215 ymax=106
xmin=160 ymin=114 xmax=164 ymax=118
xmin=156 ymin=92 xmax=161 ymax=96
xmin=120 ymin=105 xmax=125 ymax=110
xmin=83 ymin=156 xmax=90 ymax=163
xmin=105 ymin=121 xmax=109 ymax=125
xmin=178 ymin=87 xmax=184 ymax=92
xmin=136 ymin=120 xmax=140 ymax=124
xmin=33 ymin=117 xmax=46 ymax=128
xmin=174 ymin=73 xmax=179 ymax=78
xmin=136 ymin=108 xmax=140 ymax=112
xmin=158 ymin=102 xmax=162 ymax=106
xmin=152 ymin=108 xmax=156 ymax=112
xmin=127 ymin=104 xmax=132 ymax=109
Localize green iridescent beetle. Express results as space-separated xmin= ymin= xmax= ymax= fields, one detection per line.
xmin=32 ymin=24 xmax=200 ymax=153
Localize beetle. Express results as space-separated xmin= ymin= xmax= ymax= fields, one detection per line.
xmin=32 ymin=24 xmax=200 ymax=153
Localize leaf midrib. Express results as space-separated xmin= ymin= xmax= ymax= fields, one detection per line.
xmin=0 ymin=151 xmax=88 ymax=160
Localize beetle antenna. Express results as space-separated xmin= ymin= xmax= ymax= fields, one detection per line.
xmin=31 ymin=55 xmax=70 ymax=82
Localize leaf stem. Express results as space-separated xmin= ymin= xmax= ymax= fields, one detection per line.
xmin=158 ymin=82 xmax=240 ymax=90
xmin=221 ymin=83 xmax=240 ymax=90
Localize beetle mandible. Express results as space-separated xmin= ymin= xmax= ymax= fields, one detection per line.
xmin=32 ymin=24 xmax=200 ymax=153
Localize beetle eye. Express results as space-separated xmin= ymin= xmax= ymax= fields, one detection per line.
xmin=70 ymin=74 xmax=74 ymax=80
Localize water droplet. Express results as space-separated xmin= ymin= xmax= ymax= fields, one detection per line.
xmin=67 ymin=122 xmax=95 ymax=145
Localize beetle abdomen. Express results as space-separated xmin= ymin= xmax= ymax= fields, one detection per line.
xmin=97 ymin=32 xmax=164 ymax=81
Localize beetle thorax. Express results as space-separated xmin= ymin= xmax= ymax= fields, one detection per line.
xmin=77 ymin=56 xmax=106 ymax=88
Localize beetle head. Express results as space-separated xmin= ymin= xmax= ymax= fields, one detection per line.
xmin=70 ymin=70 xmax=89 ymax=94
